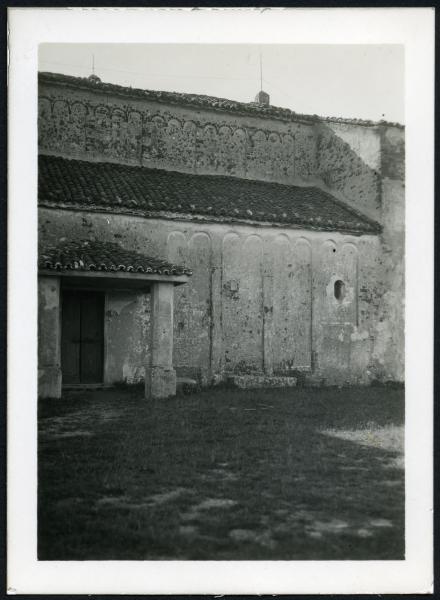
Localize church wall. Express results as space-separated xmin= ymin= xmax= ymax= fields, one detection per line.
xmin=38 ymin=79 xmax=387 ymax=222
xmin=38 ymin=77 xmax=404 ymax=385
xmin=39 ymin=207 xmax=385 ymax=386
xmin=372 ymin=125 xmax=405 ymax=382
xmin=104 ymin=292 xmax=150 ymax=385
xmin=315 ymin=122 xmax=382 ymax=221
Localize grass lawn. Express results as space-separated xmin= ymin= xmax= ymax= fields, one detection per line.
xmin=38 ymin=385 xmax=404 ymax=560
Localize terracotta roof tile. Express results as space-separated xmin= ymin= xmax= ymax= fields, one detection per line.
xmin=39 ymin=155 xmax=380 ymax=234
xmin=39 ymin=238 xmax=192 ymax=276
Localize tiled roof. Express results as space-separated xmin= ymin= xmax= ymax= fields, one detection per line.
xmin=39 ymin=239 xmax=192 ymax=276
xmin=38 ymin=71 xmax=404 ymax=129
xmin=38 ymin=155 xmax=380 ymax=235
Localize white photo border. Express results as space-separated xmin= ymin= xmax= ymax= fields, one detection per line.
xmin=7 ymin=6 xmax=434 ymax=595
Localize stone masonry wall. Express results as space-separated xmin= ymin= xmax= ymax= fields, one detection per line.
xmin=40 ymin=207 xmax=384 ymax=386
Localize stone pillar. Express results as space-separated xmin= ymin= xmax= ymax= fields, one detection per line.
xmin=145 ymin=281 xmax=176 ymax=399
xmin=38 ymin=276 xmax=62 ymax=399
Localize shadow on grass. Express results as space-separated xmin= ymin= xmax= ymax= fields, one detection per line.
xmin=38 ymin=386 xmax=404 ymax=560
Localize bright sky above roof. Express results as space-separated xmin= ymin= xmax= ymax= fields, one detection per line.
xmin=39 ymin=43 xmax=404 ymax=124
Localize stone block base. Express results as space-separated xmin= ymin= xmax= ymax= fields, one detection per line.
xmin=229 ymin=375 xmax=297 ymax=390
xmin=38 ymin=366 xmax=62 ymax=399
xmin=145 ymin=366 xmax=177 ymax=399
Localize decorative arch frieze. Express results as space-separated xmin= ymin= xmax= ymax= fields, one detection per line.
xmin=51 ymin=100 xmax=70 ymax=150
xmin=37 ymin=92 xmax=315 ymax=184
xmin=38 ymin=97 xmax=53 ymax=147
xmin=163 ymin=117 xmax=183 ymax=167
xmin=110 ymin=108 xmax=126 ymax=158
xmin=69 ymin=102 xmax=87 ymax=152
xmin=126 ymin=111 xmax=142 ymax=160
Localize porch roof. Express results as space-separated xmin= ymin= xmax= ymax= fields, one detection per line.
xmin=38 ymin=239 xmax=191 ymax=286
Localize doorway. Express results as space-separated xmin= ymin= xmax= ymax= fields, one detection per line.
xmin=61 ymin=290 xmax=104 ymax=384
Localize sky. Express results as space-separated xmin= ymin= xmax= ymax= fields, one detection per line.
xmin=39 ymin=44 xmax=404 ymax=123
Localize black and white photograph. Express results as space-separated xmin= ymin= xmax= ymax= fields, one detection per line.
xmin=7 ymin=6 xmax=433 ymax=595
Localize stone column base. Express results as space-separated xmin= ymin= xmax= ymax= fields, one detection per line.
xmin=145 ymin=366 xmax=177 ymax=399
xmin=38 ymin=366 xmax=62 ymax=399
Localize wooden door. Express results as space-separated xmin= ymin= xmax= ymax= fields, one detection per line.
xmin=61 ymin=291 xmax=104 ymax=384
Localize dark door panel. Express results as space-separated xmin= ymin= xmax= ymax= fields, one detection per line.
xmin=79 ymin=293 xmax=104 ymax=383
xmin=61 ymin=291 xmax=104 ymax=384
xmin=61 ymin=292 xmax=81 ymax=384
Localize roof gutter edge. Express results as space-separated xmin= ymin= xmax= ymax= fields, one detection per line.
xmin=38 ymin=200 xmax=381 ymax=236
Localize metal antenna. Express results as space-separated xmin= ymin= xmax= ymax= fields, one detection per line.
xmin=259 ymin=52 xmax=263 ymax=91
xmin=92 ymin=54 xmax=95 ymax=75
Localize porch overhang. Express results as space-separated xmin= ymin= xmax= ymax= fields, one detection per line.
xmin=38 ymin=239 xmax=191 ymax=400
xmin=38 ymin=268 xmax=190 ymax=290
xmin=38 ymin=238 xmax=191 ymax=289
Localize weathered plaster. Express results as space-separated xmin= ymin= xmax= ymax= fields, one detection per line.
xmin=315 ymin=122 xmax=381 ymax=221
xmin=146 ymin=281 xmax=176 ymax=399
xmin=104 ymin=292 xmax=150 ymax=385
xmin=37 ymin=78 xmax=404 ymax=388
xmin=39 ymin=208 xmax=390 ymax=386
xmin=271 ymin=235 xmax=312 ymax=373
xmin=38 ymin=79 xmax=385 ymax=221
xmin=373 ymin=126 xmax=405 ymax=382
xmin=38 ymin=276 xmax=62 ymax=398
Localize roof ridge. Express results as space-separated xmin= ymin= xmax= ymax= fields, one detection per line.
xmin=38 ymin=71 xmax=404 ymax=129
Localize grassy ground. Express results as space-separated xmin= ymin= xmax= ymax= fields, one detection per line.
xmin=38 ymin=385 xmax=404 ymax=560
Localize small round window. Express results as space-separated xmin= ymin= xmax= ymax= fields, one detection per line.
xmin=334 ymin=280 xmax=346 ymax=301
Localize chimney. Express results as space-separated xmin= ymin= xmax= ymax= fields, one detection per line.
xmin=255 ymin=90 xmax=270 ymax=106
xmin=88 ymin=74 xmax=101 ymax=84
